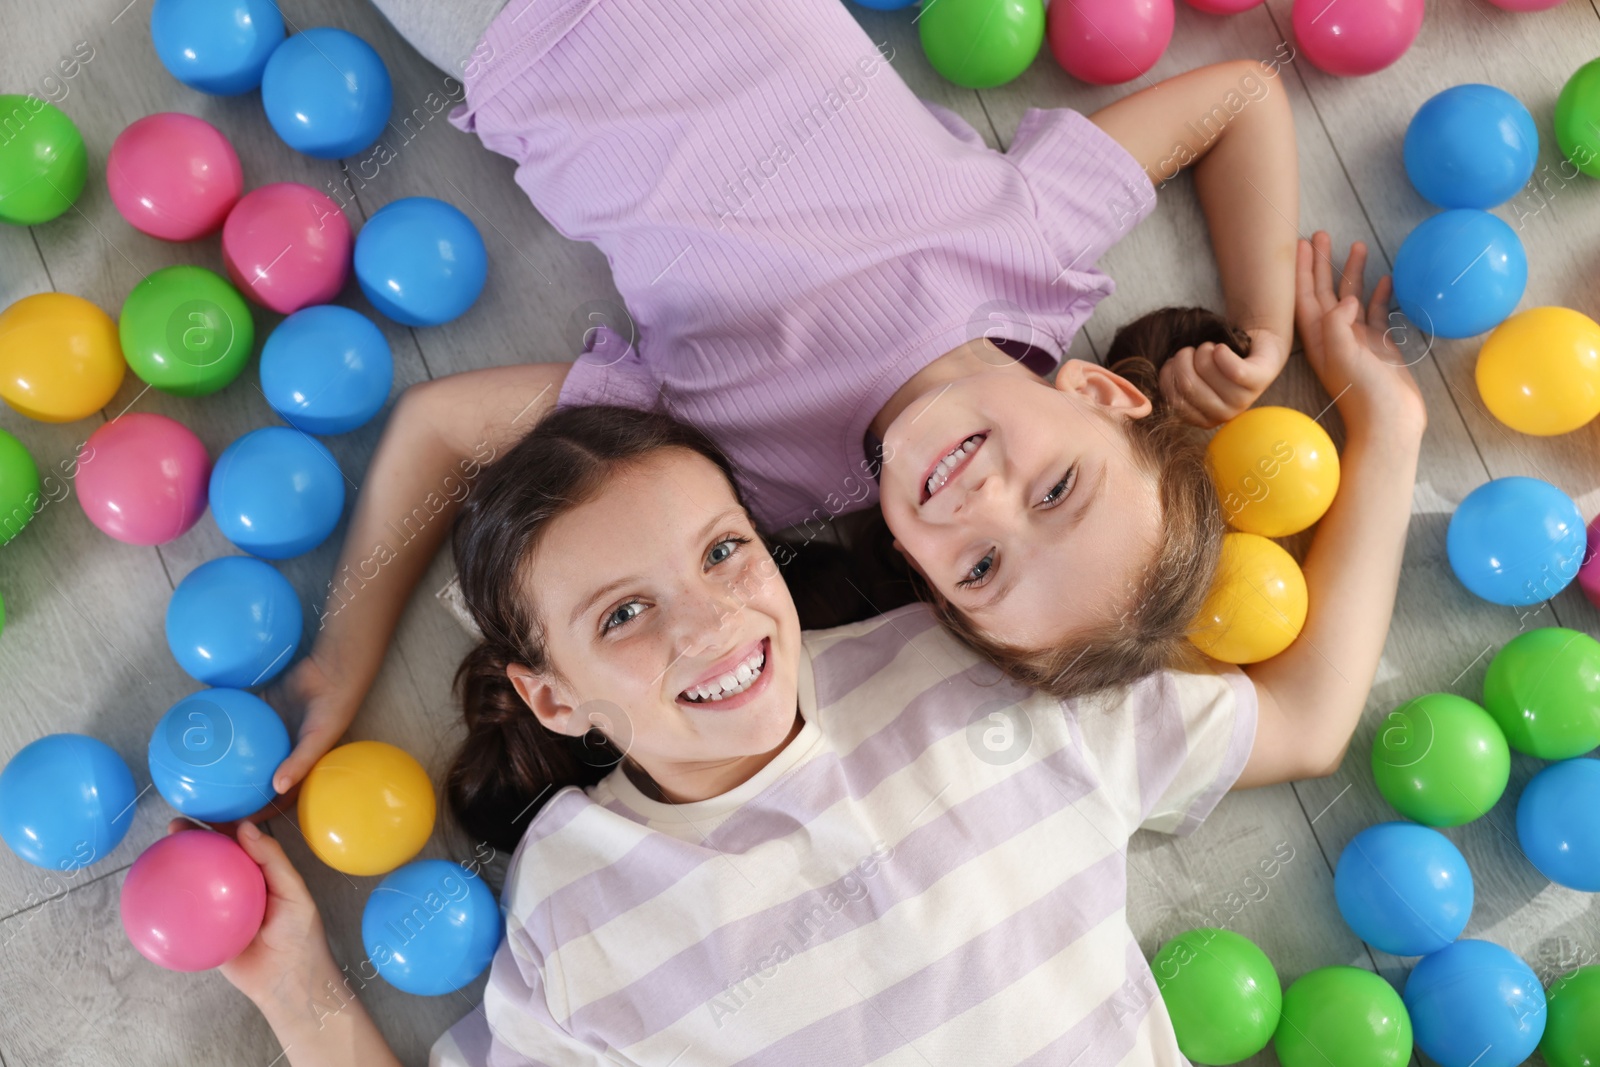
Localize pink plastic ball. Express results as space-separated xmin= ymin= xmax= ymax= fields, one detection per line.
xmin=1485 ymin=0 xmax=1564 ymax=8
xmin=1293 ymin=0 xmax=1423 ymax=77
xmin=1047 ymin=0 xmax=1174 ymax=85
xmin=222 ymin=183 xmax=352 ymax=315
xmin=120 ymin=830 xmax=266 ymax=972
xmin=1183 ymin=0 xmax=1264 ymax=12
xmin=106 ymin=113 xmax=243 ymax=241
xmin=76 ymin=413 xmax=210 ymax=545
xmin=1580 ymin=516 xmax=1600 ymax=611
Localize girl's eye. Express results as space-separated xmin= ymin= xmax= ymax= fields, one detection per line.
xmin=957 ymin=550 xmax=995 ymax=590
xmin=1040 ymin=463 xmax=1078 ymax=508
xmin=706 ymin=535 xmax=750 ymax=567
xmin=602 ymin=601 xmax=644 ymax=633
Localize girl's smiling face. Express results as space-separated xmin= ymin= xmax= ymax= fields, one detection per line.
xmin=508 ymin=448 xmax=804 ymax=803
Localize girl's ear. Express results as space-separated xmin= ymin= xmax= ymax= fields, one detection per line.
xmin=1054 ymin=358 xmax=1154 ymax=419
xmin=506 ymin=663 xmax=586 ymax=738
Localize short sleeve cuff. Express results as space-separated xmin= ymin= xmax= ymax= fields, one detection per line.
xmin=555 ymin=323 xmax=663 ymax=414
xmin=1171 ymin=669 xmax=1260 ymax=838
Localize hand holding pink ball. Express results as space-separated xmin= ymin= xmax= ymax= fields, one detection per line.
xmin=1293 ymin=0 xmax=1424 ymax=77
xmin=1047 ymin=0 xmax=1174 ymax=85
xmin=76 ymin=413 xmax=210 ymax=545
xmin=222 ymin=183 xmax=352 ymax=315
xmin=107 ymin=113 xmax=243 ymax=241
xmin=120 ymin=828 xmax=266 ymax=972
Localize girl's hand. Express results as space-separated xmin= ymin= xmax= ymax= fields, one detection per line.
xmin=1159 ymin=325 xmax=1290 ymax=428
xmin=261 ymin=652 xmax=362 ymax=802
xmin=1294 ymin=232 xmax=1427 ymax=436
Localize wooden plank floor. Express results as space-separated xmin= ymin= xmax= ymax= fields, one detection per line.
xmin=1 ymin=0 xmax=1597 ymax=1064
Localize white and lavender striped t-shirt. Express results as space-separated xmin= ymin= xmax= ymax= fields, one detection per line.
xmin=430 ymin=604 xmax=1257 ymax=1067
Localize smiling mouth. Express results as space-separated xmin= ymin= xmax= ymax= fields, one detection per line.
xmin=679 ymin=639 xmax=769 ymax=704
xmin=922 ymin=433 xmax=986 ymax=503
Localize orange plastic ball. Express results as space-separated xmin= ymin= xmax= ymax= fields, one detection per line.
xmin=0 ymin=293 xmax=126 ymax=422
xmin=298 ymin=740 xmax=435 ymax=876
xmin=1190 ymin=532 xmax=1309 ymax=664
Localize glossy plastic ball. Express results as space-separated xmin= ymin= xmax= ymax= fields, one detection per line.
xmin=1404 ymin=85 xmax=1538 ymax=210
xmin=222 ymin=183 xmax=352 ymax=315
xmin=354 ymin=197 xmax=487 ymax=327
xmin=1047 ymin=0 xmax=1171 ymax=86
xmin=1273 ymin=966 xmax=1413 ymax=1067
xmin=1555 ymin=58 xmax=1600 ymax=179
xmin=0 ymin=733 xmax=137 ymax=871
xmin=120 ymin=829 xmax=265 ymax=971
xmin=1581 ymin=516 xmax=1600 ymax=611
xmin=261 ymin=28 xmax=392 ymax=159
xmin=0 ymin=427 xmax=41 ymax=546
xmin=119 ymin=265 xmax=254 ymax=397
xmin=77 ymin=413 xmax=210 ymax=545
xmin=1208 ymin=405 xmax=1340 ymax=537
xmin=0 ymin=95 xmax=87 ymax=225
xmin=362 ymin=859 xmax=501 ymax=995
xmin=106 ymin=113 xmax=243 ymax=240
xmin=149 ymin=0 xmax=285 ymax=95
xmin=1371 ymin=692 xmax=1510 ymax=827
xmin=1446 ymin=476 xmax=1584 ymax=607
xmin=1183 ymin=0 xmax=1264 ymax=12
xmin=1516 ymin=758 xmax=1600 ymax=891
xmin=1542 ymin=965 xmax=1600 ymax=1067
xmin=299 ymin=741 xmax=436 ymax=876
xmin=1292 ymin=0 xmax=1423 ymax=77
xmin=1403 ymin=940 xmax=1546 ymax=1067
xmin=209 ymin=427 xmax=345 ymax=559
xmin=920 ymin=0 xmax=1044 ymax=89
xmin=1475 ymin=306 xmax=1600 ymax=435
xmin=1482 ymin=627 xmax=1600 ymax=759
xmin=260 ymin=306 xmax=393 ymax=434
xmin=1334 ymin=822 xmax=1473 ymax=956
xmin=149 ymin=688 xmax=291 ymax=823
xmin=1393 ymin=209 xmax=1527 ymax=339
xmin=1153 ymin=928 xmax=1281 ymax=1064
xmin=166 ymin=556 xmax=303 ymax=688
xmin=0 ymin=292 xmax=125 ymax=423
xmin=1189 ymin=532 xmax=1308 ymax=664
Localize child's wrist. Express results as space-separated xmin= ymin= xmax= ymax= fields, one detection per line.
xmin=254 ymin=946 xmax=349 ymax=1035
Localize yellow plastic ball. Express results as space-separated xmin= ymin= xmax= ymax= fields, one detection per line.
xmin=1207 ymin=406 xmax=1340 ymax=538
xmin=0 ymin=293 xmax=126 ymax=423
xmin=1476 ymin=306 xmax=1600 ymax=436
xmin=298 ymin=740 xmax=436 ymax=876
xmin=1190 ymin=532 xmax=1308 ymax=664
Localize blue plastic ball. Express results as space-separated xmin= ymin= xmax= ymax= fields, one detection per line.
xmin=1404 ymin=940 xmax=1546 ymax=1067
xmin=0 ymin=734 xmax=137 ymax=871
xmin=1404 ymin=85 xmax=1538 ymax=210
xmin=150 ymin=0 xmax=285 ymax=96
xmin=148 ymin=688 xmax=290 ymax=823
xmin=362 ymin=858 xmax=503 ymax=995
xmin=166 ymin=556 xmax=303 ymax=688
xmin=1516 ymin=758 xmax=1600 ymax=891
xmin=1392 ymin=209 xmax=1527 ymax=339
xmin=210 ymin=427 xmax=345 ymax=559
xmin=260 ymin=306 xmax=394 ymax=435
xmin=1446 ymin=476 xmax=1585 ymax=607
xmin=1334 ymin=822 xmax=1473 ymax=957
xmin=354 ymin=197 xmax=488 ymax=327
xmin=260 ymin=28 xmax=392 ymax=159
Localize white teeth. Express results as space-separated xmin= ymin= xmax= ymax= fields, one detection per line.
xmin=925 ymin=435 xmax=984 ymax=499
xmin=682 ymin=648 xmax=767 ymax=703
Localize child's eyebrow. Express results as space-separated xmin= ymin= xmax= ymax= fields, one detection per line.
xmin=567 ymin=506 xmax=749 ymax=627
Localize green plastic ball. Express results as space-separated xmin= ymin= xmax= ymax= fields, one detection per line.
xmin=1152 ymin=928 xmax=1281 ymax=1064
xmin=1483 ymin=627 xmax=1600 ymax=759
xmin=1543 ymin=965 xmax=1600 ymax=1067
xmin=1371 ymin=692 xmax=1511 ymax=826
xmin=118 ymin=265 xmax=254 ymax=397
xmin=1556 ymin=58 xmax=1600 ymax=180
xmin=0 ymin=427 xmax=41 ymax=546
xmin=0 ymin=95 xmax=87 ymax=225
xmin=1273 ymin=966 xmax=1412 ymax=1067
xmin=919 ymin=0 xmax=1044 ymax=89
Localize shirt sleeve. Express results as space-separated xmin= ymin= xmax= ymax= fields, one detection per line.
xmin=554 ymin=323 xmax=663 ymax=415
xmin=919 ymin=98 xmax=989 ymax=150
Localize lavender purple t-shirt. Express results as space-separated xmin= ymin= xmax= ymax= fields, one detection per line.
xmin=448 ymin=0 xmax=1158 ymax=531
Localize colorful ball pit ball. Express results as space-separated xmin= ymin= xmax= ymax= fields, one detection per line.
xmin=222 ymin=183 xmax=353 ymax=315
xmin=1516 ymin=758 xmax=1600 ymax=891
xmin=1272 ymin=966 xmax=1413 ymax=1067
xmin=166 ymin=556 xmax=303 ymax=688
xmin=1581 ymin=516 xmax=1600 ymax=610
xmin=1152 ymin=928 xmax=1281 ymax=1064
xmin=1182 ymin=0 xmax=1265 ymax=13
xmin=355 ymin=197 xmax=488 ymax=327
xmin=1446 ymin=476 xmax=1584 ymax=607
xmin=1207 ymin=405 xmax=1340 ymax=537
xmin=0 ymin=95 xmax=87 ymax=226
xmin=1334 ymin=822 xmax=1473 ymax=957
xmin=209 ymin=427 xmax=346 ymax=560
xmin=149 ymin=0 xmax=285 ymax=96
xmin=919 ymin=0 xmax=1044 ymax=89
xmin=362 ymin=859 xmax=502 ymax=995
xmin=260 ymin=306 xmax=394 ymax=435
xmin=1393 ymin=209 xmax=1527 ymax=339
xmin=0 ymin=293 xmax=125 ymax=423
xmin=1371 ymin=693 xmax=1510 ymax=827
xmin=1189 ymin=532 xmax=1308 ymax=664
xmin=1292 ymin=0 xmax=1423 ymax=77
xmin=1403 ymin=940 xmax=1546 ymax=1067
xmin=1403 ymin=85 xmax=1538 ymax=210
xmin=0 ymin=427 xmax=42 ymax=547
xmin=0 ymin=733 xmax=137 ymax=871
xmin=261 ymin=28 xmax=393 ymax=159
xmin=299 ymin=741 xmax=436 ymax=876
xmin=119 ymin=265 xmax=255 ymax=398
xmin=1555 ymin=57 xmax=1600 ymax=179
xmin=77 ymin=414 xmax=210 ymax=545
xmin=1475 ymin=306 xmax=1600 ymax=436
xmin=1046 ymin=0 xmax=1172 ymax=86
xmin=149 ymin=688 xmax=291 ymax=823
xmin=106 ymin=113 xmax=243 ymax=241
xmin=120 ymin=829 xmax=266 ymax=972
xmin=1542 ymin=965 xmax=1600 ymax=1067
xmin=1482 ymin=627 xmax=1600 ymax=760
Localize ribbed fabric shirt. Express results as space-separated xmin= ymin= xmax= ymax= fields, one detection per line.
xmin=447 ymin=0 xmax=1158 ymax=531
xmin=429 ymin=603 xmax=1259 ymax=1066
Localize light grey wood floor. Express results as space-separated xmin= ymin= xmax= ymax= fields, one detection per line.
xmin=1 ymin=1 xmax=1597 ymax=1064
